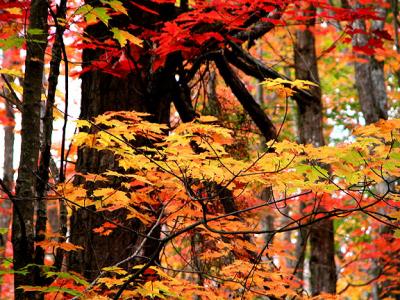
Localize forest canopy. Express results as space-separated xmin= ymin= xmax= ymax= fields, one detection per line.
xmin=0 ymin=0 xmax=399 ymax=299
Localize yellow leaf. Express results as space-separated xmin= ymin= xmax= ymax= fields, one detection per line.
xmin=0 ymin=68 xmax=23 ymax=77
xmin=260 ymin=78 xmax=318 ymax=96
xmin=97 ymin=277 xmax=125 ymax=288
xmin=101 ymin=266 xmax=128 ymax=275
xmin=104 ymin=0 xmax=128 ymax=15
xmin=111 ymin=28 xmax=143 ymax=47
xmin=75 ymin=119 xmax=92 ymax=128
xmin=53 ymin=105 xmax=64 ymax=120
xmin=36 ymin=240 xmax=83 ymax=252
xmin=198 ymin=115 xmax=218 ymax=123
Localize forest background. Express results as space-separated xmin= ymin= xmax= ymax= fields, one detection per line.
xmin=0 ymin=0 xmax=400 ymax=299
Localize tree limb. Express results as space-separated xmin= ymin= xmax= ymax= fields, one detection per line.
xmin=225 ymin=42 xmax=318 ymax=106
xmin=213 ymin=53 xmax=277 ymax=141
xmin=0 ymin=74 xmax=23 ymax=111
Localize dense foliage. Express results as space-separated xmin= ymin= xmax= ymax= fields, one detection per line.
xmin=0 ymin=0 xmax=399 ymax=299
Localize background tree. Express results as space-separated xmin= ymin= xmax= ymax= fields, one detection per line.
xmin=293 ymin=3 xmax=336 ymax=295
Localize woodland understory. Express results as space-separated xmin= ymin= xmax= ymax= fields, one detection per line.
xmin=0 ymin=0 xmax=400 ymax=299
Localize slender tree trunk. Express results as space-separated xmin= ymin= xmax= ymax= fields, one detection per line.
xmin=293 ymin=4 xmax=336 ymax=295
xmin=33 ymin=0 xmax=67 ymax=290
xmin=353 ymin=6 xmax=388 ymax=124
xmin=1 ymin=100 xmax=14 ymax=236
xmin=352 ymin=5 xmax=389 ymax=298
xmin=2 ymin=98 xmax=14 ymax=157
xmin=0 ymin=50 xmax=16 ymax=254
xmin=0 ymin=77 xmax=15 ymax=294
xmin=392 ymin=0 xmax=400 ymax=86
xmin=252 ymin=42 xmax=277 ymax=249
xmin=203 ymin=71 xmax=221 ymax=117
xmin=12 ymin=0 xmax=48 ymax=297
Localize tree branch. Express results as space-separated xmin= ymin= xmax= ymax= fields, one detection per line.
xmin=213 ymin=53 xmax=277 ymax=141
xmin=234 ymin=4 xmax=287 ymax=47
xmin=170 ymin=53 xmax=198 ymax=122
xmin=225 ymin=42 xmax=318 ymax=105
xmin=0 ymin=74 xmax=23 ymax=111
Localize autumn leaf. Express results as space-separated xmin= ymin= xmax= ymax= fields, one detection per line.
xmin=36 ymin=241 xmax=84 ymax=252
xmin=111 ymin=28 xmax=143 ymax=47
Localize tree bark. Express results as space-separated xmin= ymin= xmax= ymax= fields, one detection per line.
xmin=352 ymin=5 xmax=389 ymax=298
xmin=68 ymin=66 xmax=173 ymax=281
xmin=33 ymin=1 xmax=68 ymax=290
xmin=0 ymin=51 xmax=16 ymax=254
xmin=12 ymin=0 xmax=48 ymax=297
xmin=1 ymin=99 xmax=14 ymax=236
xmin=0 ymin=76 xmax=15 ymax=296
xmin=68 ymin=4 xmax=180 ymax=279
xmin=293 ymin=4 xmax=336 ymax=295
xmin=353 ymin=6 xmax=388 ymax=124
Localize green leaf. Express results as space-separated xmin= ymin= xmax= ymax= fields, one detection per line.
xmin=27 ymin=28 xmax=45 ymax=35
xmin=101 ymin=0 xmax=128 ymax=15
xmin=75 ymin=4 xmax=93 ymax=15
xmin=91 ymin=7 xmax=111 ymax=26
xmin=0 ymin=269 xmax=29 ymax=276
xmin=110 ymin=28 xmax=143 ymax=47
xmin=0 ymin=36 xmax=24 ymax=49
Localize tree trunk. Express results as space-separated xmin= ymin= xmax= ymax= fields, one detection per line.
xmin=67 ymin=5 xmax=180 ymax=279
xmin=0 ymin=51 xmax=16 ymax=256
xmin=293 ymin=4 xmax=336 ymax=295
xmin=33 ymin=1 xmax=68 ymax=291
xmin=353 ymin=6 xmax=388 ymax=124
xmin=352 ymin=5 xmax=389 ymax=298
xmin=0 ymin=77 xmax=15 ymax=296
xmin=68 ymin=66 xmax=173 ymax=281
xmin=12 ymin=0 xmax=48 ymax=297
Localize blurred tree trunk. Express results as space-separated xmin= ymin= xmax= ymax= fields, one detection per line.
xmin=0 ymin=75 xmax=15 ymax=295
xmin=392 ymin=0 xmax=400 ymax=87
xmin=293 ymin=3 xmax=336 ymax=295
xmin=11 ymin=0 xmax=48 ymax=297
xmin=353 ymin=6 xmax=388 ymax=124
xmin=0 ymin=51 xmax=16 ymax=256
xmin=352 ymin=5 xmax=389 ymax=299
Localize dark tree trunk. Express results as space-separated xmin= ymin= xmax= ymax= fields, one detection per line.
xmin=293 ymin=4 xmax=336 ymax=295
xmin=68 ymin=62 xmax=173 ymax=281
xmin=67 ymin=3 xmax=181 ymax=279
xmin=33 ymin=1 xmax=68 ymax=291
xmin=12 ymin=0 xmax=48 ymax=297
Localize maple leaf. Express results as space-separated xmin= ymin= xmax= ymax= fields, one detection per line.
xmin=101 ymin=0 xmax=128 ymax=15
xmin=101 ymin=266 xmax=128 ymax=275
xmin=36 ymin=241 xmax=84 ymax=252
xmin=111 ymin=28 xmax=143 ymax=47
xmin=97 ymin=277 xmax=126 ymax=288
